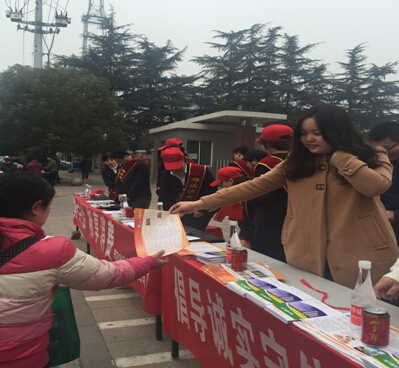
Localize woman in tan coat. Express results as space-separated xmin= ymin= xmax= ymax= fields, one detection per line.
xmin=171 ymin=104 xmax=399 ymax=289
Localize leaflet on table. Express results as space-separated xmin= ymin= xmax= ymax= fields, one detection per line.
xmin=221 ymin=262 xmax=285 ymax=281
xmin=227 ymin=277 xmax=313 ymax=305
xmin=200 ymin=262 xmax=285 ymax=286
xmin=134 ymin=208 xmax=189 ymax=257
xmin=294 ymin=314 xmax=399 ymax=368
xmin=201 ymin=264 xmax=241 ymax=285
xmin=196 ymin=250 xmax=227 ymax=264
xmin=181 ymin=242 xmax=225 ymax=254
xmin=87 ymin=200 xmax=116 ymax=208
xmin=265 ymin=298 xmax=343 ymax=324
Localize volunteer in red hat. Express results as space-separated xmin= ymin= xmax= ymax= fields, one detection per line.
xmin=243 ymin=124 xmax=293 ymax=262
xmin=158 ymin=147 xmax=217 ymax=231
xmin=156 ymin=138 xmax=194 ymax=195
xmin=227 ymin=146 xmax=254 ymax=178
xmin=211 ymin=166 xmax=253 ymax=248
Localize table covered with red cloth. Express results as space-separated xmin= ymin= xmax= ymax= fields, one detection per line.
xmin=73 ymin=194 xmax=162 ymax=315
xmin=162 ymin=253 xmax=363 ymax=368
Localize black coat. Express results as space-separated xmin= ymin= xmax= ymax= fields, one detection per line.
xmin=158 ymin=163 xmax=218 ymax=231
xmin=101 ymin=165 xmax=119 ymax=191
xmin=248 ymin=153 xmax=288 ymax=228
xmin=116 ymin=160 xmax=151 ymax=207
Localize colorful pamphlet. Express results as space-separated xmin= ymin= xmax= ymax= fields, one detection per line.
xmin=134 ymin=208 xmax=189 ymax=257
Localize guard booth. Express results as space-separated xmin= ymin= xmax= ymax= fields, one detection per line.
xmin=149 ymin=110 xmax=287 ymax=179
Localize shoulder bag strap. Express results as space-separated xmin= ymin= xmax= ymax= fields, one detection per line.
xmin=0 ymin=236 xmax=39 ymax=267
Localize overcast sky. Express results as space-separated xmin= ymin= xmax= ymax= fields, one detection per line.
xmin=1 ymin=0 xmax=398 ymax=78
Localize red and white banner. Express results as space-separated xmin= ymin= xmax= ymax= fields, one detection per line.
xmin=73 ymin=195 xmax=163 ymax=315
xmin=162 ymin=254 xmax=362 ymax=368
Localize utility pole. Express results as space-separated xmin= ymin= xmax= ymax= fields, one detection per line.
xmin=5 ymin=1 xmax=71 ymax=68
xmin=81 ymin=1 xmax=108 ymax=56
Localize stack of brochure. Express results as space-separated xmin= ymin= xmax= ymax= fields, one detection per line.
xmin=294 ymin=314 xmax=399 ymax=367
xmin=201 ymin=261 xmax=284 ymax=286
xmin=227 ymin=276 xmax=342 ymax=323
xmin=195 ymin=251 xmax=227 ymax=264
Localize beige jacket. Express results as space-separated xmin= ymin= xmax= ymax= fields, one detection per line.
xmin=201 ymin=148 xmax=399 ymax=288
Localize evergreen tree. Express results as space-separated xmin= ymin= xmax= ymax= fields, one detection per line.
xmin=335 ymin=44 xmax=369 ymax=118
xmin=276 ymin=34 xmax=321 ymax=113
xmin=257 ymin=26 xmax=282 ymax=113
xmin=363 ymin=62 xmax=399 ymax=125
xmin=0 ymin=65 xmax=125 ymax=156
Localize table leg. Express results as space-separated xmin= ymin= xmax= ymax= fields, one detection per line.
xmin=87 ymin=242 xmax=90 ymax=255
xmin=156 ymin=315 xmax=163 ymax=341
xmin=171 ymin=339 xmax=179 ymax=359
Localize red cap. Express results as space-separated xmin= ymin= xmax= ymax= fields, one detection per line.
xmin=158 ymin=138 xmax=183 ymax=151
xmin=162 ymin=147 xmax=185 ymax=170
xmin=255 ymin=124 xmax=293 ymax=143
xmin=210 ymin=167 xmax=243 ymax=187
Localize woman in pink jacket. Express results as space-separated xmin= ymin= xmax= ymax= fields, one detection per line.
xmin=0 ymin=172 xmax=169 ymax=368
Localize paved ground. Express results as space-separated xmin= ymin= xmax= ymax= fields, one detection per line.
xmin=48 ymin=171 xmax=230 ymax=368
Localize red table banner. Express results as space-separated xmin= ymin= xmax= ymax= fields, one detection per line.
xmin=162 ymin=254 xmax=362 ymax=368
xmin=73 ymin=195 xmax=162 ymax=315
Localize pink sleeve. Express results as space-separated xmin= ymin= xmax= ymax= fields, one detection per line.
xmin=106 ymin=256 xmax=157 ymax=289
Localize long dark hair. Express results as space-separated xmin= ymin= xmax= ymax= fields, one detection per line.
xmin=0 ymin=172 xmax=55 ymax=249
xmin=284 ymin=104 xmax=379 ymax=180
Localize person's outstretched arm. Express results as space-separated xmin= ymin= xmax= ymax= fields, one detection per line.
xmin=374 ymin=258 xmax=399 ymax=299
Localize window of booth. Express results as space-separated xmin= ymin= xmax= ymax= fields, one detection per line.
xmin=187 ymin=140 xmax=213 ymax=166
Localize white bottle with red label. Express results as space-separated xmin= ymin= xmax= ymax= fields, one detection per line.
xmin=350 ymin=260 xmax=377 ymax=334
xmin=226 ymin=221 xmax=240 ymax=266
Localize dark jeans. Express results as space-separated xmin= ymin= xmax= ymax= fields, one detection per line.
xmin=251 ymin=225 xmax=286 ymax=263
xmin=46 ymin=172 xmax=56 ymax=187
xmin=55 ymin=170 xmax=60 ymax=184
xmin=82 ymin=170 xmax=89 ymax=179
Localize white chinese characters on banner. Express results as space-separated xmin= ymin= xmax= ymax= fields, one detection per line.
xmin=174 ymin=267 xmax=190 ymax=328
xmin=231 ymin=307 xmax=260 ymax=368
xmin=100 ymin=215 xmax=106 ymax=252
xmin=260 ymin=329 xmax=289 ymax=368
xmin=87 ymin=209 xmax=94 ymax=238
xmin=105 ymin=219 xmax=114 ymax=260
xmin=300 ymin=351 xmax=321 ymax=368
xmin=207 ymin=290 xmax=234 ymax=365
xmin=74 ymin=200 xmax=87 ymax=230
xmin=136 ymin=273 xmax=149 ymax=288
xmin=189 ymin=279 xmax=207 ymax=342
xmin=92 ymin=211 xmax=99 ymax=243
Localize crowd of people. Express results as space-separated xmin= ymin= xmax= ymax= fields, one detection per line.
xmin=3 ymin=102 xmax=399 ymax=367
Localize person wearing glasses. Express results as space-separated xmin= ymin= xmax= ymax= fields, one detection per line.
xmin=369 ymin=122 xmax=399 ymax=243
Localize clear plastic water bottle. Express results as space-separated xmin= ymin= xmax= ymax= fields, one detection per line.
xmin=120 ymin=194 xmax=127 ymax=217
xmin=229 ymin=221 xmax=241 ymax=247
xmin=157 ymin=202 xmax=163 ymax=211
xmin=88 ymin=185 xmax=92 ymax=199
xmin=226 ymin=221 xmax=240 ymax=265
xmin=350 ymin=260 xmax=377 ymax=335
xmin=84 ymin=184 xmax=89 ymax=198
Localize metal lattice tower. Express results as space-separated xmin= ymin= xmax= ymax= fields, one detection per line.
xmin=5 ymin=1 xmax=71 ymax=68
xmin=81 ymin=1 xmax=109 ymax=56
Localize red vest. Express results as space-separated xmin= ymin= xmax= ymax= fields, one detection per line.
xmin=255 ymin=156 xmax=287 ymax=192
xmin=179 ymin=163 xmax=206 ymax=201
